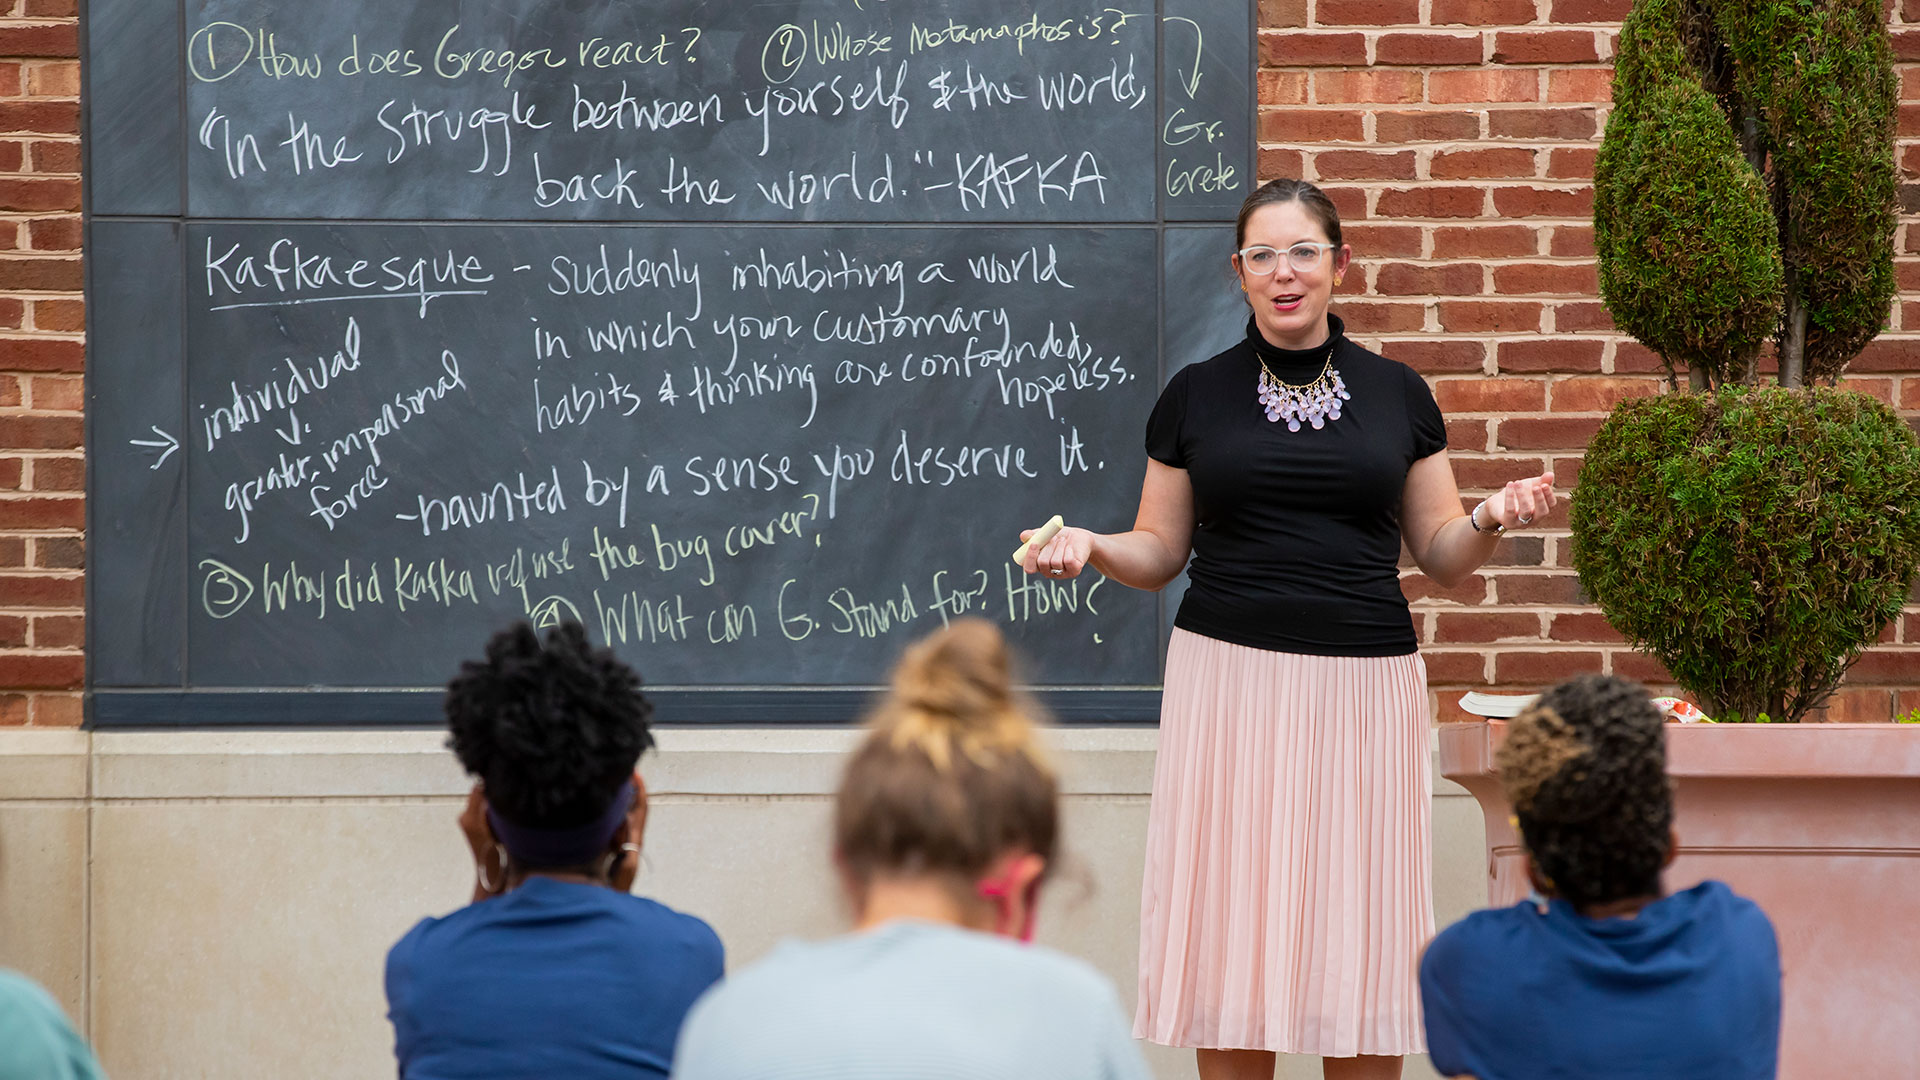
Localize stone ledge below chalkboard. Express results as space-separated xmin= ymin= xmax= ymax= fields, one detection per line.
xmin=87 ymin=689 xmax=1164 ymax=729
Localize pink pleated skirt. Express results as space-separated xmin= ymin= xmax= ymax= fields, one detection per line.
xmin=1133 ymin=629 xmax=1434 ymax=1057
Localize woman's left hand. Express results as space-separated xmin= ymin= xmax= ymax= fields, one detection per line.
xmin=1484 ymin=471 xmax=1557 ymax=531
xmin=460 ymin=783 xmax=506 ymax=900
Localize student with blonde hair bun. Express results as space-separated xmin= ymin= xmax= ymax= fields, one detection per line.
xmin=671 ymin=618 xmax=1150 ymax=1080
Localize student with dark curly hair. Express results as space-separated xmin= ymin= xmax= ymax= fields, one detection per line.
xmin=1419 ymin=674 xmax=1781 ymax=1080
xmin=385 ymin=622 xmax=723 ymax=1080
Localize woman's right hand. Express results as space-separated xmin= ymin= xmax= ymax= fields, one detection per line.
xmin=1021 ymin=525 xmax=1096 ymax=579
xmin=459 ymin=783 xmax=505 ymax=901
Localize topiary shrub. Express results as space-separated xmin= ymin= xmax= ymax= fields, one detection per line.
xmin=1572 ymin=388 xmax=1920 ymax=723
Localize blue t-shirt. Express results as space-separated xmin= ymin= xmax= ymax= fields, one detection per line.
xmin=1420 ymin=880 xmax=1780 ymax=1080
xmin=386 ymin=878 xmax=724 ymax=1080
xmin=672 ymin=920 xmax=1150 ymax=1080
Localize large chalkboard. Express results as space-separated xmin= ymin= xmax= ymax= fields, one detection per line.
xmin=84 ymin=0 xmax=1256 ymax=726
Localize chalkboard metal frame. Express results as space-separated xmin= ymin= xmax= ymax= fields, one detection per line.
xmin=81 ymin=0 xmax=1259 ymax=730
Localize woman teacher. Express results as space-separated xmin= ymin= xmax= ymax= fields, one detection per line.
xmin=1019 ymin=177 xmax=1556 ymax=1080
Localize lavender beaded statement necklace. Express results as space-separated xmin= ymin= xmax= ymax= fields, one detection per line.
xmin=1256 ymin=340 xmax=1349 ymax=431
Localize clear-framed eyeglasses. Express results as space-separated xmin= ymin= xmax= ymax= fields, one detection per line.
xmin=1237 ymin=243 xmax=1340 ymax=276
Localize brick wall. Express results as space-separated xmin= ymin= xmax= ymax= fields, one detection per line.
xmin=0 ymin=1 xmax=1912 ymax=726
xmin=1257 ymin=0 xmax=1920 ymax=722
xmin=0 ymin=0 xmax=80 ymax=728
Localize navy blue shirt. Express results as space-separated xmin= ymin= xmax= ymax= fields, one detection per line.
xmin=387 ymin=877 xmax=724 ymax=1080
xmin=1420 ymin=880 xmax=1780 ymax=1080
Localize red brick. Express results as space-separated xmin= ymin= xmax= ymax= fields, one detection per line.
xmin=0 ymin=25 xmax=78 ymax=59
xmin=0 ymin=694 xmax=25 ymax=726
xmin=0 ymin=178 xmax=76 ymax=212
xmin=1452 ymin=455 xmax=1551 ymax=489
xmin=1447 ymin=417 xmax=1491 ymax=450
xmin=1315 ymin=71 xmax=1422 ymax=105
xmin=1259 ymin=108 xmax=1366 ymax=143
xmin=1495 ymin=650 xmax=1606 ymax=684
xmin=1840 ymin=376 xmax=1897 ymax=405
xmin=1343 ymin=224 xmax=1422 ymax=257
xmin=1317 ymin=0 xmax=1422 ymax=24
xmin=1902 ymin=104 xmax=1920 ymax=137
xmin=1332 ymin=300 xmax=1427 ymax=332
xmin=1491 ymin=262 xmax=1598 ymax=294
xmin=0 ymin=416 xmax=80 ymax=449
xmin=0 ymin=140 xmax=19 ymax=171
xmin=1261 ymin=0 xmax=1311 ymax=27
xmin=1314 ymin=149 xmax=1417 ymax=180
xmin=1611 ymin=651 xmax=1675 ymax=684
xmin=0 ymin=299 xmax=25 ymax=330
xmin=1549 ymin=68 xmax=1615 ymax=103
xmin=1550 ymin=376 xmax=1662 ymax=411
xmin=1497 ymin=415 xmax=1607 ymax=450
xmin=0 ymin=574 xmax=81 ymax=608
xmin=27 ymin=139 xmax=78 ymax=173
xmin=1260 ymin=32 xmax=1368 ymax=67
xmin=1259 ymin=71 xmax=1309 ymax=106
xmin=1548 ymin=612 xmax=1625 ymax=643
xmin=1489 ymin=108 xmax=1598 ymax=140
xmin=1612 ymin=341 xmax=1667 ymax=373
xmin=1374 ymin=33 xmax=1482 ymax=66
xmin=0 ymin=256 xmax=80 ymax=292
xmin=1377 ymin=186 xmax=1485 ymax=218
xmin=0 ymin=496 xmax=81 ymax=528
xmin=1430 ymin=70 xmax=1541 ymax=104
xmin=1376 ymin=262 xmax=1483 ymax=296
xmin=1434 ymin=377 xmax=1548 ymax=412
xmin=26 ymin=61 xmax=80 ymax=100
xmin=1810 ymin=688 xmax=1896 ymax=724
xmin=0 ymin=337 xmax=81 ymax=371
xmin=1319 ymin=184 xmax=1368 ymax=220
xmin=23 ymin=0 xmax=79 ymax=15
xmin=1433 ymin=224 xmax=1539 ymax=258
xmin=0 ymin=537 xmax=24 ymax=567
xmin=0 ymin=458 xmax=19 ymax=491
xmin=1498 ymin=338 xmax=1607 ymax=373
xmin=1440 ymin=300 xmax=1544 ymax=333
xmin=0 ymin=615 xmax=24 ymax=648
xmin=1426 ymin=650 xmax=1492 ymax=682
xmin=1403 ymin=572 xmax=1490 ymax=604
xmin=28 ymin=298 xmax=79 ymax=332
xmin=1373 ymin=110 xmax=1481 ymax=142
xmin=1907 ymin=612 xmax=1920 ymax=644
xmin=0 ymin=63 xmax=19 ymax=99
xmin=1546 ymin=147 xmax=1598 ymax=179
xmin=1550 ymin=0 xmax=1633 ymax=20
xmin=1436 ymin=612 xmax=1543 ymax=643
xmin=1548 ymin=225 xmax=1597 ymax=257
xmin=1849 ymin=650 xmax=1920 ymax=682
xmin=1259 ymin=147 xmax=1307 ymax=181
xmin=31 ymin=693 xmax=83 ymax=727
xmin=1853 ymin=338 xmax=1920 ymax=372
xmin=1492 ymin=31 xmax=1601 ymax=64
xmin=1431 ymin=148 xmax=1538 ymax=179
xmin=30 ymin=457 xmax=81 ymax=492
xmin=30 ymin=613 xmax=81 ymax=650
xmin=33 ymin=536 xmax=82 ymax=570
xmin=1383 ymin=339 xmax=1487 ymax=373
xmin=0 ymin=654 xmax=82 ymax=691
xmin=1487 ymin=535 xmax=1551 ymax=568
xmin=0 ymin=101 xmax=78 ymax=135
xmin=1492 ymin=186 xmax=1594 ymax=218
xmin=1433 ymin=0 xmax=1538 ymax=24
xmin=26 ymin=374 xmax=77 ymax=411
xmin=25 ymin=216 xmax=78 ymax=250
xmin=1895 ymin=31 xmax=1920 ymax=62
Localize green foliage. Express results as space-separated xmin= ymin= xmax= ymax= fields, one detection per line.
xmin=1597 ymin=0 xmax=1897 ymax=381
xmin=1571 ymin=388 xmax=1920 ymax=722
xmin=1597 ymin=0 xmax=1782 ymax=382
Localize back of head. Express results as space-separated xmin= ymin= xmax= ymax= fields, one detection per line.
xmin=1496 ymin=674 xmax=1672 ymax=909
xmin=445 ymin=621 xmax=654 ymax=832
xmin=835 ymin=618 xmax=1058 ymax=886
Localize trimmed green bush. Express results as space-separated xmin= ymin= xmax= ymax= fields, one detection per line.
xmin=1572 ymin=388 xmax=1920 ymax=723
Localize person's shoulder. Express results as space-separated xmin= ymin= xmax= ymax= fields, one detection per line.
xmin=1424 ymin=904 xmax=1538 ymax=974
xmin=0 ymin=969 xmax=61 ymax=1015
xmin=1683 ymin=880 xmax=1779 ymax=942
xmin=622 ymin=894 xmax=725 ymax=959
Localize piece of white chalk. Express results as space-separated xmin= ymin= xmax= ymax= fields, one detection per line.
xmin=1011 ymin=514 xmax=1066 ymax=565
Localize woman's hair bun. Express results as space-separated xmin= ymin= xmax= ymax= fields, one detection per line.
xmin=889 ymin=617 xmax=1013 ymax=722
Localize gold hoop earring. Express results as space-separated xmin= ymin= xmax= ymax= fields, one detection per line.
xmin=478 ymin=844 xmax=507 ymax=894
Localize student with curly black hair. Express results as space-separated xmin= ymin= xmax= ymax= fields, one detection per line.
xmin=1419 ymin=674 xmax=1781 ymax=1080
xmin=385 ymin=622 xmax=723 ymax=1080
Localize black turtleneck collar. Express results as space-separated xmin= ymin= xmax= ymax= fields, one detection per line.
xmin=1246 ymin=313 xmax=1344 ymax=377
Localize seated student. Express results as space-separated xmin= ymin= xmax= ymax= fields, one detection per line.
xmin=671 ymin=618 xmax=1150 ymax=1080
xmin=1419 ymin=674 xmax=1781 ymax=1080
xmin=0 ymin=970 xmax=105 ymax=1080
xmin=386 ymin=622 xmax=723 ymax=1080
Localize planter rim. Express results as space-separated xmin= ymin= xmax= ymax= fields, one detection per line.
xmin=1439 ymin=719 xmax=1920 ymax=781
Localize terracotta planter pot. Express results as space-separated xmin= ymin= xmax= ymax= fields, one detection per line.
xmin=1439 ymin=721 xmax=1920 ymax=1079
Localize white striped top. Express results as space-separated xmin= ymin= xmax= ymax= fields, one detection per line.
xmin=671 ymin=919 xmax=1151 ymax=1080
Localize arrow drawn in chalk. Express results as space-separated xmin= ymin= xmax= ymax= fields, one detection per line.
xmin=129 ymin=425 xmax=179 ymax=470
xmin=273 ymin=407 xmax=304 ymax=446
xmin=1164 ymin=16 xmax=1204 ymax=100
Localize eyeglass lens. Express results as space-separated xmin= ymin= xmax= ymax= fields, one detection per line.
xmin=1242 ymin=245 xmax=1325 ymax=275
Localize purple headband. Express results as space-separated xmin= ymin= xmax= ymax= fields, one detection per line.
xmin=488 ymin=780 xmax=635 ymax=868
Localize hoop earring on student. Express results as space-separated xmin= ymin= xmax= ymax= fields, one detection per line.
xmin=604 ymin=842 xmax=642 ymax=881
xmin=478 ymin=844 xmax=507 ymax=894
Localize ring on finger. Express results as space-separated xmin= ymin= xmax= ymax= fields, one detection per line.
xmin=1518 ymin=514 xmax=1534 ymax=525
xmin=1050 ymin=568 xmax=1063 ymax=575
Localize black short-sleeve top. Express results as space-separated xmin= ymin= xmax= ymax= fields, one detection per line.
xmin=1146 ymin=314 xmax=1448 ymax=657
